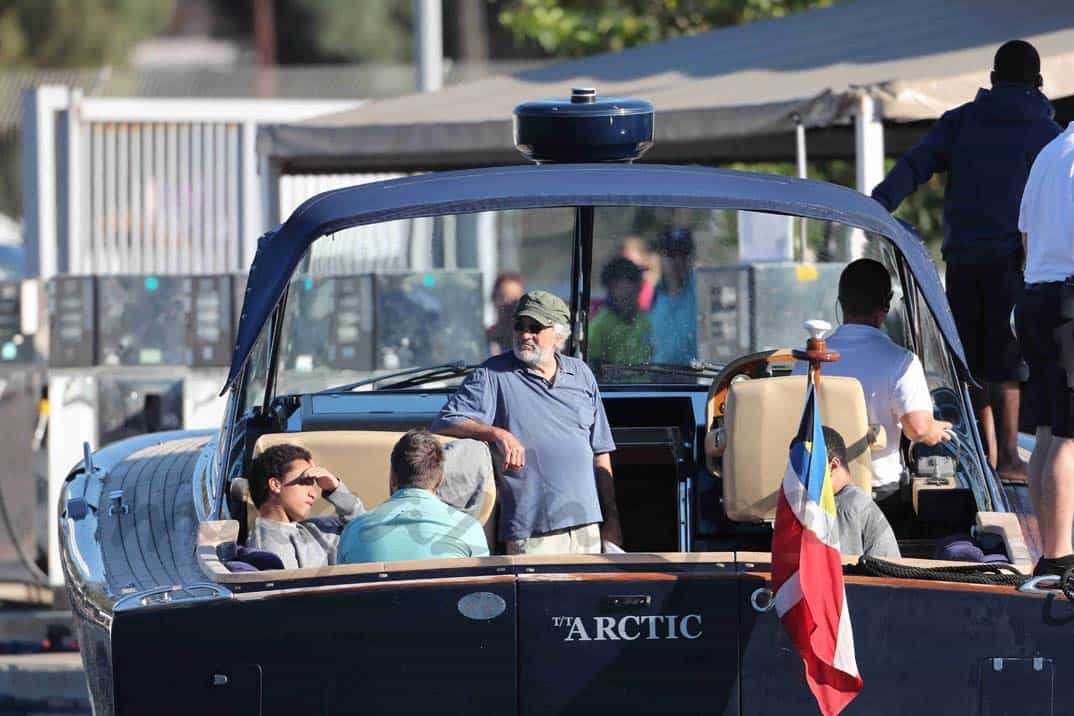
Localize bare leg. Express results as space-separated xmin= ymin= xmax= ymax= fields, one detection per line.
xmin=971 ymin=385 xmax=997 ymax=469
xmin=1040 ymin=435 xmax=1074 ymax=559
xmin=993 ymin=381 xmax=1029 ymax=481
xmin=1029 ymin=427 xmax=1052 ymax=553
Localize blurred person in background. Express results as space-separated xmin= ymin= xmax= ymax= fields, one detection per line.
xmin=487 ymin=272 xmax=524 ymax=355
xmin=619 ymin=236 xmax=659 ymax=311
xmin=649 ymin=226 xmax=697 ymax=365
xmin=589 ymin=257 xmax=652 ymax=366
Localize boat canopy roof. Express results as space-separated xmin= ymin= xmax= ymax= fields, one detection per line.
xmin=225 ymin=163 xmax=966 ymax=392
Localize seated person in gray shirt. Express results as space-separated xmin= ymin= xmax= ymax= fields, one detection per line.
xmin=821 ymin=426 xmax=901 ymax=560
xmin=246 ymin=444 xmax=365 ymax=569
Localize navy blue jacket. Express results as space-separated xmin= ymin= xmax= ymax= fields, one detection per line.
xmin=871 ymin=82 xmax=1061 ymax=264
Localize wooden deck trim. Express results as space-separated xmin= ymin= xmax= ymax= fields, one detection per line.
xmin=199 ymin=520 xmax=1034 ymax=596
xmin=198 ymin=520 xmax=739 ymax=584
xmin=234 ymin=573 xmax=517 ymax=601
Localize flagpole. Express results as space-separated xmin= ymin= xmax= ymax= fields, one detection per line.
xmin=793 ymin=320 xmax=840 ymax=388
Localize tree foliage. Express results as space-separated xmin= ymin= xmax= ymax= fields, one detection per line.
xmin=498 ymin=0 xmax=838 ymax=57
xmin=0 ymin=0 xmax=173 ymax=68
xmin=263 ymin=0 xmax=413 ymax=65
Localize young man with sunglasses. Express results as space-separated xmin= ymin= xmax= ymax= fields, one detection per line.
xmin=246 ymin=444 xmax=365 ymax=569
xmin=432 ymin=290 xmax=621 ymax=554
xmin=795 ymin=259 xmax=953 ymax=522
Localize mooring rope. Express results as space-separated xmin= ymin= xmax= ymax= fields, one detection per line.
xmin=853 ymin=556 xmax=1030 ymax=587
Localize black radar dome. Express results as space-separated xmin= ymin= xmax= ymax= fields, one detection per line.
xmin=514 ymin=88 xmax=654 ymax=164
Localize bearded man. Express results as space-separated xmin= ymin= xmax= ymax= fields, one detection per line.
xmin=431 ymin=290 xmax=621 ymax=554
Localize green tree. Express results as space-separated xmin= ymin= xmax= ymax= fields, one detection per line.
xmin=0 ymin=0 xmax=173 ymax=68
xmin=498 ymin=0 xmax=837 ymax=57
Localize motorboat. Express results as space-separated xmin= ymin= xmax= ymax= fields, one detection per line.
xmin=59 ymin=90 xmax=1069 ymax=715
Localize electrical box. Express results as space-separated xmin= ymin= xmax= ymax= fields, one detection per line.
xmin=97 ymin=275 xmax=233 ymax=368
xmin=696 ymin=263 xmax=844 ymax=363
xmin=0 ymin=281 xmax=29 ymax=363
xmin=48 ymin=276 xmax=96 ymax=368
xmin=286 ymin=275 xmax=376 ymax=372
xmin=374 ymin=271 xmax=484 ymax=369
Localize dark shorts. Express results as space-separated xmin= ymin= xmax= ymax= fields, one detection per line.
xmin=945 ymin=254 xmax=1024 ymax=383
xmin=1015 ymin=284 xmax=1074 ymax=438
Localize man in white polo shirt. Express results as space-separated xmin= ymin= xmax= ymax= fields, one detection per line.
xmin=1015 ymin=121 xmax=1074 ymax=577
xmin=797 ymin=259 xmax=953 ymax=523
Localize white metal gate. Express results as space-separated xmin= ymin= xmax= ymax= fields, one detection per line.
xmin=23 ymin=88 xmax=360 ymax=279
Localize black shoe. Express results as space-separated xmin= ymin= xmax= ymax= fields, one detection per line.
xmin=1033 ymin=554 xmax=1074 ymax=576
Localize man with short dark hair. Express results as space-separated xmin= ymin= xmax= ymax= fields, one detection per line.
xmin=246 ymin=444 xmax=365 ymax=569
xmin=821 ymin=426 xmax=900 ymax=559
xmin=795 ymin=259 xmax=953 ymax=520
xmin=589 ymin=256 xmax=652 ymax=366
xmin=871 ymin=39 xmax=1061 ymax=482
xmin=432 ymin=290 xmax=621 ymax=554
xmin=337 ymin=429 xmax=488 ymax=563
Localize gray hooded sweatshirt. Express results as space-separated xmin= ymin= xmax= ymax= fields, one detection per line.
xmin=248 ymin=483 xmax=365 ymax=569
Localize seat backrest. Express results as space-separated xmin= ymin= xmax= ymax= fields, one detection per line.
xmin=246 ymin=431 xmax=496 ymax=531
xmin=723 ymin=375 xmax=873 ymax=522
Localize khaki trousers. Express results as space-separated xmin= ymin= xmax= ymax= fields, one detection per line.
xmin=505 ymin=523 xmax=601 ymax=555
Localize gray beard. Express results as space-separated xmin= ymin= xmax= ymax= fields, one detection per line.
xmin=513 ymin=344 xmax=548 ymax=367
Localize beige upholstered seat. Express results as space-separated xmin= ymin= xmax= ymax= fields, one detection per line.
xmin=722 ymin=375 xmax=874 ymax=522
xmin=245 ymin=431 xmax=496 ymax=531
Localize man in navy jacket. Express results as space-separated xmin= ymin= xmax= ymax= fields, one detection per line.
xmin=871 ymin=40 xmax=1061 ymax=482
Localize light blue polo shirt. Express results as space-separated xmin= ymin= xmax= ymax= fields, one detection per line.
xmin=432 ymin=351 xmax=616 ymax=541
xmin=337 ymin=488 xmax=489 ymax=564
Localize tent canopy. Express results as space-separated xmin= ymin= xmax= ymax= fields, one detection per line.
xmin=259 ymin=0 xmax=1074 ymax=173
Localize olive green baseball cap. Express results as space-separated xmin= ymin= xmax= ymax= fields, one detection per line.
xmin=513 ymin=290 xmax=570 ymax=326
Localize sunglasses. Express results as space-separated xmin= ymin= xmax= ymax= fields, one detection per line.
xmin=513 ymin=319 xmax=549 ymax=334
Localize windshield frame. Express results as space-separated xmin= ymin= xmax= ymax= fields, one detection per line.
xmin=241 ymin=210 xmax=947 ymax=417
xmin=225 ymin=164 xmax=969 ymax=395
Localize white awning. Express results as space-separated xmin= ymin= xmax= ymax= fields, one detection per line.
xmin=259 ymin=0 xmax=1074 ymax=172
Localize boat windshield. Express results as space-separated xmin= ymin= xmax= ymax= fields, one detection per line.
xmin=243 ymin=205 xmax=940 ymax=407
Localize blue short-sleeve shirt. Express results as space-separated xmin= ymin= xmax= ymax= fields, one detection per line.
xmin=431 ymin=351 xmax=615 ymax=541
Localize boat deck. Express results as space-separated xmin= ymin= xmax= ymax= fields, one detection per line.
xmin=98 ymin=437 xmax=210 ymax=595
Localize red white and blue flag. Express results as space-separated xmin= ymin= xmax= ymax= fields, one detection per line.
xmin=771 ymin=375 xmax=863 ymax=715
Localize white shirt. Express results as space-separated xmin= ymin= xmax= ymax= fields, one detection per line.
xmin=794 ymin=324 xmax=933 ymax=489
xmin=1020 ymin=122 xmax=1074 ymax=284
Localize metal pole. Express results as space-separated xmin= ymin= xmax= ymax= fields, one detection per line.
xmin=793 ymin=113 xmax=808 ymax=262
xmin=852 ymin=91 xmax=885 ymax=258
xmin=416 ymin=0 xmax=443 ymax=92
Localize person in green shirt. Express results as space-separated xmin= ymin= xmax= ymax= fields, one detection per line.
xmin=338 ymin=429 xmax=489 ymax=563
xmin=589 ymin=256 xmax=652 ymax=366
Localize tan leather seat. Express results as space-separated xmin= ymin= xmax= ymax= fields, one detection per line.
xmin=243 ymin=431 xmax=496 ymax=534
xmin=722 ymin=375 xmax=874 ymax=522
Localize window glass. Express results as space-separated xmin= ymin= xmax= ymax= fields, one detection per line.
xmin=272 ymin=209 xmax=573 ymax=396
xmin=587 ymin=207 xmax=859 ymax=382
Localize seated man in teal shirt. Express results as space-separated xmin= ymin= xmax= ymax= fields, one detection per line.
xmin=338 ymin=429 xmax=489 ymax=563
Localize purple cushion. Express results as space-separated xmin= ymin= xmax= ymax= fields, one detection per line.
xmin=236 ymin=546 xmax=285 ymax=571
xmin=225 ymin=560 xmax=258 ymax=573
xmin=936 ymin=538 xmax=985 ymax=563
xmin=981 ymin=552 xmax=1012 ymax=564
